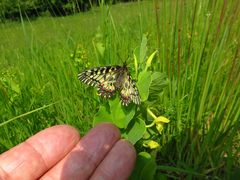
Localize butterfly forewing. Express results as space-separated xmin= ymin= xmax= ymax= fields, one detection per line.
xmin=78 ymin=67 xmax=113 ymax=86
xmin=78 ymin=66 xmax=121 ymax=98
xmin=78 ymin=64 xmax=141 ymax=106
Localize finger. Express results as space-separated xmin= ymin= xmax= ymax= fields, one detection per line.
xmin=90 ymin=140 xmax=136 ymax=180
xmin=41 ymin=123 xmax=120 ymax=180
xmin=0 ymin=125 xmax=80 ymax=180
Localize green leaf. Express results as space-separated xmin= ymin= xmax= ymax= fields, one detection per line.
xmin=133 ymin=53 xmax=138 ymax=78
xmin=95 ymin=42 xmax=105 ymax=58
xmin=93 ymin=96 xmax=136 ymax=128
xmin=149 ymin=72 xmax=168 ymax=100
xmin=129 ymin=152 xmax=157 ymax=180
xmin=140 ymin=34 xmax=148 ymax=63
xmin=109 ymin=97 xmax=135 ymax=128
xmin=125 ymin=118 xmax=146 ymax=144
xmin=145 ymin=50 xmax=157 ymax=71
xmin=134 ymin=47 xmax=140 ymax=64
xmin=93 ymin=105 xmax=112 ymax=126
xmin=137 ymin=71 xmax=152 ymax=101
xmin=140 ymin=159 xmax=157 ymax=180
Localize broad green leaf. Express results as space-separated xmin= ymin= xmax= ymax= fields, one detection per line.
xmin=134 ymin=47 xmax=140 ymax=64
xmin=140 ymin=158 xmax=157 ymax=180
xmin=94 ymin=97 xmax=136 ymax=128
xmin=123 ymin=105 xmax=136 ymax=128
xmin=140 ymin=34 xmax=147 ymax=63
xmin=95 ymin=42 xmax=105 ymax=58
xmin=93 ymin=105 xmax=112 ymax=126
xmin=109 ymin=97 xmax=135 ymax=128
xmin=126 ymin=118 xmax=146 ymax=144
xmin=149 ymin=72 xmax=168 ymax=100
xmin=129 ymin=152 xmax=157 ymax=180
xmin=137 ymin=71 xmax=151 ymax=101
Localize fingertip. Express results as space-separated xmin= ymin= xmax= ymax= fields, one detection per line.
xmin=93 ymin=122 xmax=119 ymax=130
xmin=93 ymin=123 xmax=121 ymax=139
xmin=0 ymin=125 xmax=81 ymax=179
xmin=26 ymin=125 xmax=81 ymax=168
xmin=90 ymin=139 xmax=137 ymax=180
xmin=41 ymin=123 xmax=122 ymax=179
xmin=27 ymin=124 xmax=81 ymax=149
xmin=39 ymin=125 xmax=80 ymax=138
xmin=118 ymin=139 xmax=137 ymax=159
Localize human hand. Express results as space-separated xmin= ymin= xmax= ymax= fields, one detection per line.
xmin=0 ymin=123 xmax=136 ymax=179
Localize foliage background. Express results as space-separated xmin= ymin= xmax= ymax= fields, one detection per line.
xmin=0 ymin=0 xmax=135 ymax=21
xmin=0 ymin=0 xmax=239 ymax=179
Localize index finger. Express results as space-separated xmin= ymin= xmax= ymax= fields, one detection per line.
xmin=0 ymin=125 xmax=80 ymax=179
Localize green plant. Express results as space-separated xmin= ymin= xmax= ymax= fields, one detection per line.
xmin=90 ymin=35 xmax=169 ymax=179
xmin=0 ymin=0 xmax=239 ymax=179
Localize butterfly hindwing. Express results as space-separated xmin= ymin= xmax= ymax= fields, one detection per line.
xmin=78 ymin=64 xmax=141 ymax=106
xmin=120 ymin=75 xmax=141 ymax=106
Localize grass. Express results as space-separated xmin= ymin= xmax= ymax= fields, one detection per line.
xmin=0 ymin=0 xmax=239 ymax=179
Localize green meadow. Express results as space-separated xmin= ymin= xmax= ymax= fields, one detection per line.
xmin=0 ymin=0 xmax=239 ymax=179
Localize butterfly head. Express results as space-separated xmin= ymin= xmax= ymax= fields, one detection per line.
xmin=122 ymin=61 xmax=129 ymax=72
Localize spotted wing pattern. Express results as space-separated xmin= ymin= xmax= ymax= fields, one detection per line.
xmin=120 ymin=75 xmax=141 ymax=106
xmin=78 ymin=66 xmax=120 ymax=98
xmin=78 ymin=64 xmax=141 ymax=106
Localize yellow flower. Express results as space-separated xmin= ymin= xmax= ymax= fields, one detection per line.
xmin=146 ymin=108 xmax=170 ymax=134
xmin=143 ymin=140 xmax=160 ymax=149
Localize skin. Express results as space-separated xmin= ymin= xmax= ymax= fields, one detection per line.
xmin=0 ymin=123 xmax=136 ymax=180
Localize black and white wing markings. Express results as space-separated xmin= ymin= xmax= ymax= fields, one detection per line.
xmin=78 ymin=66 xmax=120 ymax=98
xmin=78 ymin=64 xmax=141 ymax=106
xmin=120 ymin=75 xmax=141 ymax=106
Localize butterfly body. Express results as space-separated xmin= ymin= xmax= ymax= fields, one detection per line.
xmin=78 ymin=63 xmax=141 ymax=106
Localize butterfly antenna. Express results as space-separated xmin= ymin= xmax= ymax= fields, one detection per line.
xmin=117 ymin=53 xmax=129 ymax=63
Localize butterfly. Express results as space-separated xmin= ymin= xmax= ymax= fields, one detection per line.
xmin=78 ymin=62 xmax=141 ymax=106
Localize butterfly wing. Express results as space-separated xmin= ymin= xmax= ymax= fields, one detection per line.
xmin=78 ymin=64 xmax=141 ymax=106
xmin=78 ymin=66 xmax=120 ymax=98
xmin=120 ymin=75 xmax=141 ymax=106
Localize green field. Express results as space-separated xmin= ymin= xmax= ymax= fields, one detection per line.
xmin=0 ymin=0 xmax=239 ymax=179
